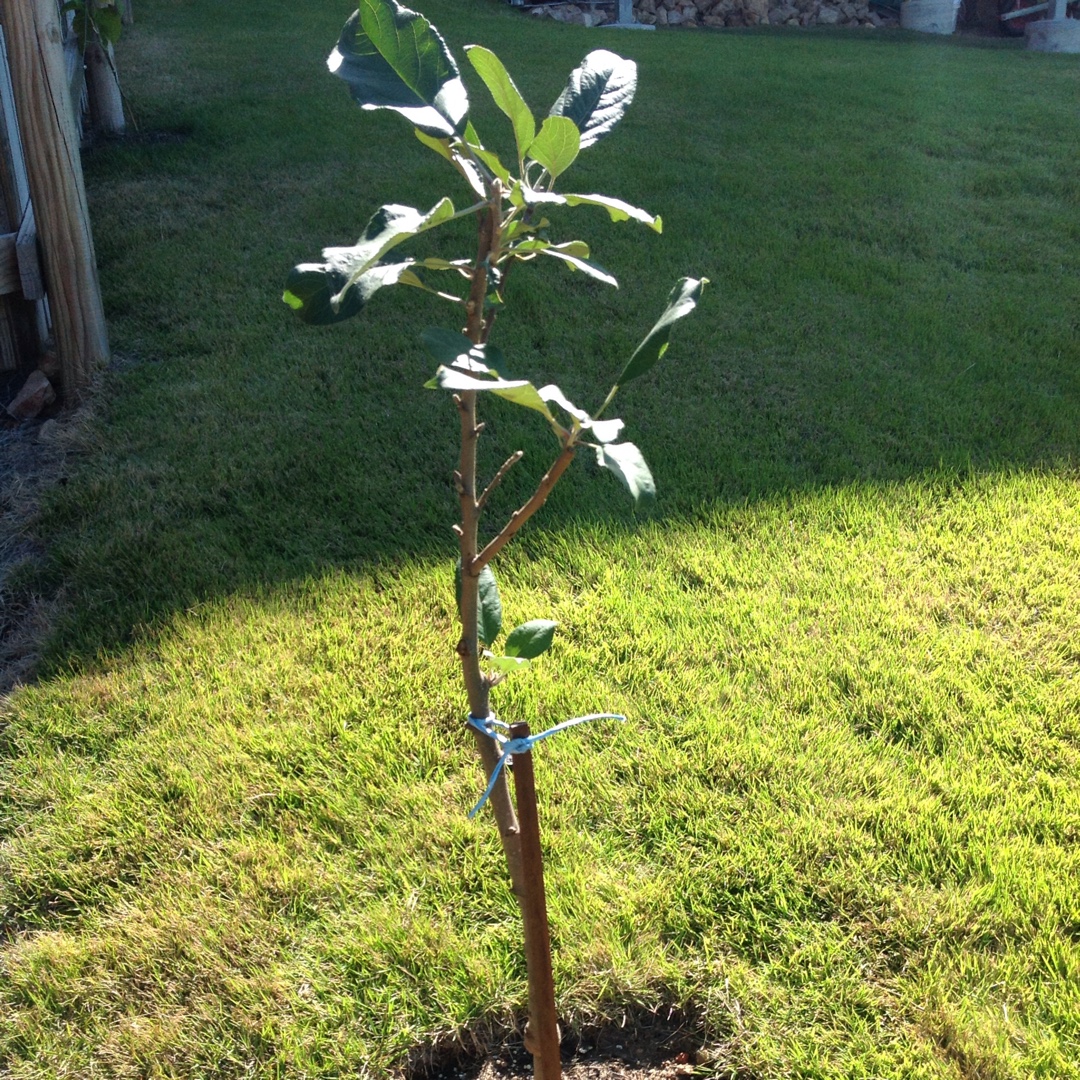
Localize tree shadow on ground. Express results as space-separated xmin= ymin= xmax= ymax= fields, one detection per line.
xmin=9 ymin=0 xmax=1080 ymax=683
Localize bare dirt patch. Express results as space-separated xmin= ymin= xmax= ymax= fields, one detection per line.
xmin=404 ymin=1008 xmax=752 ymax=1080
xmin=0 ymin=399 xmax=90 ymax=693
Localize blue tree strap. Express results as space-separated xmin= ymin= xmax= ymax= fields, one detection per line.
xmin=465 ymin=712 xmax=626 ymax=819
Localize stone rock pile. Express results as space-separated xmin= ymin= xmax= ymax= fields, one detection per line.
xmin=529 ymin=0 xmax=897 ymax=28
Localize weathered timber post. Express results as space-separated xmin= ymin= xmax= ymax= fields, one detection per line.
xmin=0 ymin=0 xmax=109 ymax=398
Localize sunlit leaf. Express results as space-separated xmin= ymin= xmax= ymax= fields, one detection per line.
xmin=505 ymin=620 xmax=558 ymax=659
xmin=538 ymin=384 xmax=589 ymax=424
xmin=472 ymin=145 xmax=511 ymax=184
xmin=617 ymin=277 xmax=708 ymax=385
xmin=421 ymin=329 xmax=508 ymax=375
xmin=563 ymin=193 xmax=661 ymax=232
xmin=528 ymin=116 xmax=581 ymax=180
xmin=430 ymin=367 xmax=554 ymax=420
xmin=329 ymin=0 xmax=469 ymax=137
xmin=517 ymin=186 xmax=566 ymax=209
xmin=594 ymin=442 xmax=655 ymax=505
xmin=465 ymin=45 xmax=536 ymax=162
xmin=539 ymin=248 xmax=617 ymax=287
xmin=484 ymin=653 xmax=532 ymax=675
xmin=414 ymin=127 xmax=452 ymax=161
xmin=549 ymin=50 xmax=637 ymax=149
xmin=283 ymin=260 xmax=414 ymax=325
xmin=582 ymin=417 xmax=624 ymax=443
xmin=323 ymin=199 xmax=455 ymax=304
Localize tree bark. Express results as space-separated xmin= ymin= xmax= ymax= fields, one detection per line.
xmin=459 ymin=199 xmax=525 ymax=900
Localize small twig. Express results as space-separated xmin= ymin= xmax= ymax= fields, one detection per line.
xmin=473 ymin=444 xmax=576 ymax=573
xmin=477 ymin=450 xmax=524 ymax=511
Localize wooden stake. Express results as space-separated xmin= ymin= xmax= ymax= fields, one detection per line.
xmin=1 ymin=0 xmax=110 ymax=398
xmin=509 ymin=721 xmax=562 ymax=1080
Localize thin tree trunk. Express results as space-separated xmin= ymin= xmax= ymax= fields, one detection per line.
xmin=458 ymin=201 xmax=525 ymax=901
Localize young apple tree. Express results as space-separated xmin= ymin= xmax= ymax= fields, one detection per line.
xmin=284 ymin=4 xmax=705 ymax=1075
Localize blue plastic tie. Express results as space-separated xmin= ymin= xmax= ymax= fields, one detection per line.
xmin=466 ymin=712 xmax=625 ymax=819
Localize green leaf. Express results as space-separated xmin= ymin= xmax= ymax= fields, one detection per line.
xmin=455 ymin=561 xmax=503 ymax=645
xmin=594 ymin=442 xmax=655 ymax=505
xmin=329 ymin=0 xmax=469 ymax=137
xmin=549 ymin=50 xmax=637 ymax=150
xmin=414 ymin=127 xmax=453 ymax=161
xmin=582 ymin=417 xmax=624 ymax=443
xmin=430 ymin=367 xmax=554 ymax=421
xmin=283 ymin=260 xmax=413 ymax=325
xmin=563 ymin=193 xmax=661 ymax=232
xmin=477 ymin=566 xmax=503 ymax=645
xmin=462 ymin=120 xmax=485 ymax=149
xmin=92 ymin=5 xmax=123 ymax=45
xmin=421 ymin=327 xmax=476 ymax=364
xmin=419 ymin=257 xmax=470 ymax=270
xmin=512 ymin=239 xmax=585 ymax=259
xmin=505 ymin=620 xmax=558 ymax=659
xmin=421 ymin=329 xmax=508 ymax=376
xmin=485 ymin=653 xmax=532 ymax=675
xmin=465 ymin=45 xmax=536 ymax=162
xmin=472 ymin=146 xmax=511 ymax=184
xmin=617 ymin=277 xmax=708 ymax=385
xmin=538 ymin=384 xmax=589 ymax=424
xmin=517 ymin=187 xmax=566 ymax=209
xmin=324 ymin=199 xmax=455 ymax=303
xmin=509 ymin=239 xmax=615 ymax=285
xmin=539 ymin=248 xmax=618 ymax=287
xmin=528 ymin=116 xmax=581 ymax=180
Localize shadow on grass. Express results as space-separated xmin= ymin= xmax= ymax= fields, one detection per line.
xmin=9 ymin=0 xmax=1080 ymax=682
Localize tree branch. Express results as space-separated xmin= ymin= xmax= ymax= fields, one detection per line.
xmin=473 ymin=444 xmax=577 ymax=574
xmin=477 ymin=451 xmax=524 ymax=512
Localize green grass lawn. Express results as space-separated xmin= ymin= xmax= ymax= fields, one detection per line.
xmin=3 ymin=1 xmax=1080 ymax=1076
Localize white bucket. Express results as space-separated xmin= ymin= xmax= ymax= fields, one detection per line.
xmin=1025 ymin=16 xmax=1080 ymax=51
xmin=900 ymin=0 xmax=959 ymax=33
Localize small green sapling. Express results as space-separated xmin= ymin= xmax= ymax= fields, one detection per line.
xmin=284 ymin=3 xmax=705 ymax=1074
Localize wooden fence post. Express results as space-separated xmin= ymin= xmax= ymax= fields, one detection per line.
xmin=0 ymin=0 xmax=109 ymax=399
